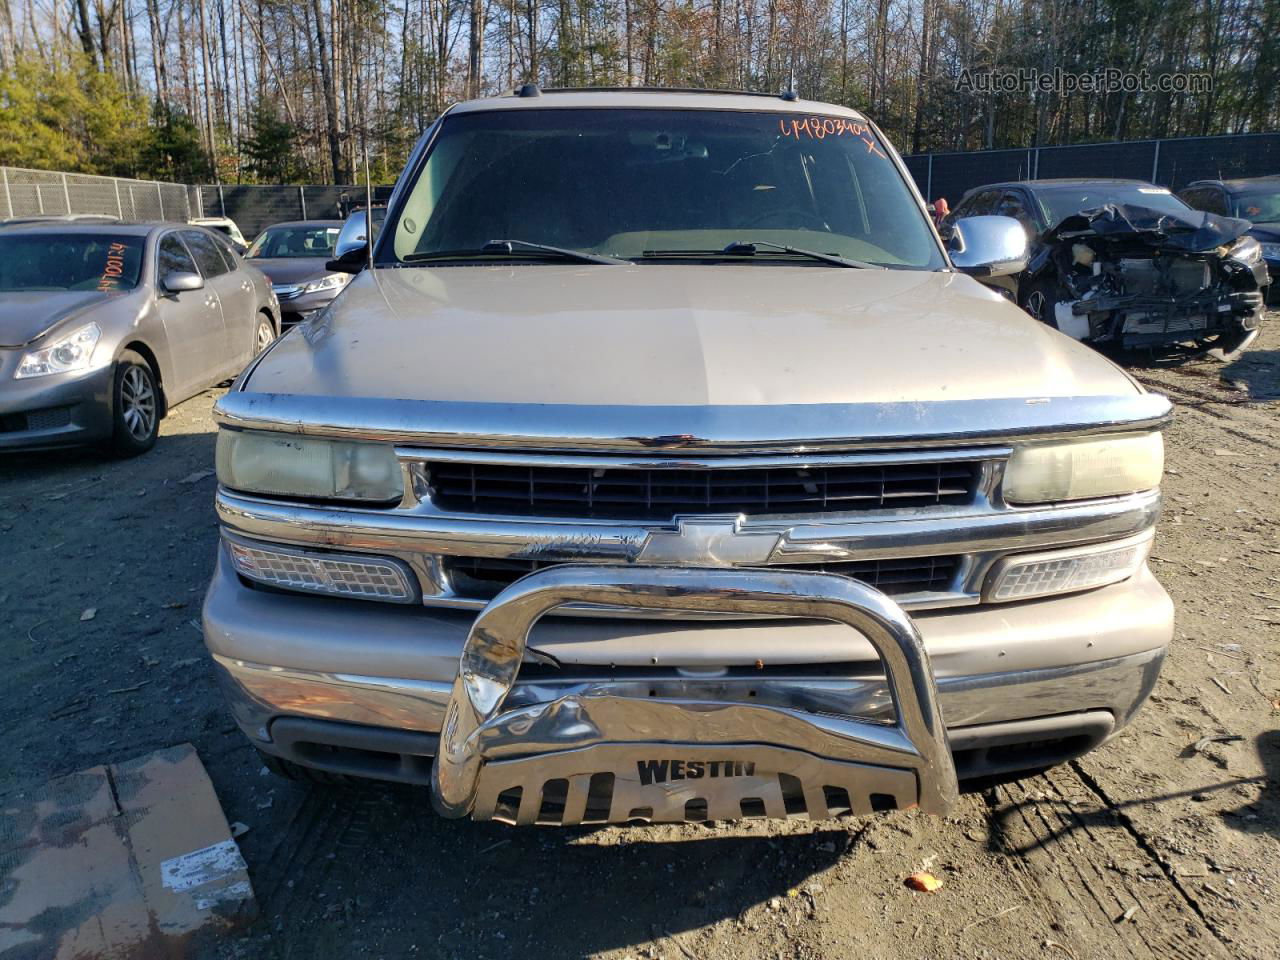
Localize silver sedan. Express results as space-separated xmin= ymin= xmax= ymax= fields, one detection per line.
xmin=0 ymin=221 xmax=278 ymax=455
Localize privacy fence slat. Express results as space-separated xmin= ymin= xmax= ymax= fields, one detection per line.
xmin=904 ymin=132 xmax=1280 ymax=204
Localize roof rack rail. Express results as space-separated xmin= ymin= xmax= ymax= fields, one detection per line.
xmin=531 ymin=85 xmax=804 ymax=101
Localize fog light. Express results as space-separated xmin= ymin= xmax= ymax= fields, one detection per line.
xmin=227 ymin=536 xmax=416 ymax=603
xmin=984 ymin=531 xmax=1152 ymax=603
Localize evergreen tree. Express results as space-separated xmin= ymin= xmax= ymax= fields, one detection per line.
xmin=142 ymin=102 xmax=214 ymax=183
xmin=243 ymin=98 xmax=302 ymax=184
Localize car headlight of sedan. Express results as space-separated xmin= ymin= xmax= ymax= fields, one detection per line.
xmin=15 ymin=322 xmax=103 ymax=379
xmin=215 ymin=430 xmax=403 ymax=502
xmin=302 ymin=273 xmax=349 ymax=294
xmin=1003 ymin=432 xmax=1163 ymax=504
xmin=1260 ymin=242 xmax=1280 ymax=261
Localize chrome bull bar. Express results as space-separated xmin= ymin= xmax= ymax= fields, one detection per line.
xmin=431 ymin=566 xmax=958 ymax=824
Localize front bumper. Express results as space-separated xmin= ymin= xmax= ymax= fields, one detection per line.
xmin=277 ymin=289 xmax=340 ymax=327
xmin=0 ymin=355 xmax=114 ymax=451
xmin=203 ymin=546 xmax=1172 ymax=802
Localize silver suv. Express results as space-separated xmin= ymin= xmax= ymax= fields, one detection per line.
xmin=203 ymin=89 xmax=1171 ymax=826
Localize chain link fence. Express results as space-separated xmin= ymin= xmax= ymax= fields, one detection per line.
xmin=904 ymin=132 xmax=1280 ymax=206
xmin=0 ymin=166 xmax=194 ymax=222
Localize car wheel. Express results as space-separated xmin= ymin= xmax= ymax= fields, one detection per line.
xmin=110 ymin=351 xmax=159 ymax=456
xmin=1021 ymin=278 xmax=1060 ymax=328
xmin=254 ymin=315 xmax=276 ymax=355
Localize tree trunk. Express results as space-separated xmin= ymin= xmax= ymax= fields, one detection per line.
xmin=469 ymin=0 xmax=485 ymax=96
xmin=146 ymin=0 xmax=166 ymax=100
xmin=74 ymin=0 xmax=97 ymax=66
xmin=311 ymin=0 xmax=345 ymax=182
xmin=196 ymin=0 xmax=220 ymax=179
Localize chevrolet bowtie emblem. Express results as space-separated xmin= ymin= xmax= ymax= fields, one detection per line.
xmin=635 ymin=515 xmax=781 ymax=567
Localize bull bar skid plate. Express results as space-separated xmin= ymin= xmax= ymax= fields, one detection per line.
xmin=431 ymin=566 xmax=959 ymax=825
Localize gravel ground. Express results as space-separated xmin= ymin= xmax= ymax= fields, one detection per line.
xmin=2 ymin=333 xmax=1279 ymax=960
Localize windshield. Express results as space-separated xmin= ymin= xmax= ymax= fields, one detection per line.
xmin=1036 ymin=186 xmax=1191 ymax=229
xmin=1232 ymin=189 xmax=1280 ymax=224
xmin=247 ymin=225 xmax=339 ymax=259
xmin=387 ymin=108 xmax=944 ymax=269
xmin=0 ymin=233 xmax=144 ymax=293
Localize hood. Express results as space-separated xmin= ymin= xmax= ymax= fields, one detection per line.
xmin=0 ymin=290 xmax=119 ymax=348
xmin=245 ymin=264 xmax=1136 ymax=407
xmin=247 ymin=258 xmax=333 ymax=285
xmin=1247 ymin=224 xmax=1280 ymax=244
xmin=1045 ymin=203 xmax=1251 ymax=252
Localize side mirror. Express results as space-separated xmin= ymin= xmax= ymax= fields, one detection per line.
xmin=328 ymin=212 xmax=371 ymax=273
xmin=948 ymin=215 xmax=1029 ymax=279
xmin=162 ymin=271 xmax=204 ymax=293
xmin=326 ymin=242 xmax=368 ymax=275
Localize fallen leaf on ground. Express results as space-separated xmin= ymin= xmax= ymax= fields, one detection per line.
xmin=79 ymin=607 xmax=96 ymax=621
xmin=179 ymin=469 xmax=215 ymax=485
xmin=905 ymin=871 xmax=943 ymax=892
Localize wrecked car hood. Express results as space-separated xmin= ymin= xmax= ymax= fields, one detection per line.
xmin=244 ymin=264 xmax=1138 ymax=405
xmin=1044 ymin=203 xmax=1252 ymax=253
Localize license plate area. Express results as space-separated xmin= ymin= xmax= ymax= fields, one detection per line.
xmin=471 ymin=743 xmax=919 ymax=825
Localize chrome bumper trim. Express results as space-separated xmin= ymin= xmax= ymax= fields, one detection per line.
xmin=212 ymin=645 xmax=1164 ymax=742
xmin=214 ymin=391 xmax=1173 ymax=452
xmin=430 ymin=565 xmax=958 ymax=823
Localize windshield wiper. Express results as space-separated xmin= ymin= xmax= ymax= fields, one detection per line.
xmin=720 ymin=240 xmax=877 ymax=269
xmin=637 ymin=241 xmax=877 ymax=269
xmin=403 ymin=239 xmax=627 ymax=266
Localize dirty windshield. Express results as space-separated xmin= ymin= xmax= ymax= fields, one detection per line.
xmin=387 ymin=108 xmax=944 ymax=269
xmin=0 ymin=233 xmax=144 ymax=292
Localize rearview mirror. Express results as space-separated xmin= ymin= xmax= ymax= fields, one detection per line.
xmin=948 ymin=215 xmax=1029 ymax=279
xmin=162 ymin=271 xmax=204 ymax=293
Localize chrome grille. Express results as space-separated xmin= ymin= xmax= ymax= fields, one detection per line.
xmin=447 ymin=554 xmax=961 ymax=600
xmin=425 ymin=459 xmax=979 ymax=520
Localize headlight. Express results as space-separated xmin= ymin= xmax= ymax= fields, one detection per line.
xmin=15 ymin=322 xmax=102 ymax=379
xmin=1260 ymin=242 xmax=1280 ymax=261
xmin=984 ymin=530 xmax=1153 ymax=602
xmin=216 ymin=430 xmax=403 ymax=502
xmin=1227 ymin=236 xmax=1262 ymax=265
xmin=302 ymin=273 xmax=348 ymax=294
xmin=1003 ymin=432 xmax=1163 ymax=504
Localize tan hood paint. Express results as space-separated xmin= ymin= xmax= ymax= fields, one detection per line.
xmin=246 ymin=265 xmax=1135 ymax=405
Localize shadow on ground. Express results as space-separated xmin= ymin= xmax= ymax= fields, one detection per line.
xmin=225 ymin=776 xmax=851 ymax=960
xmin=981 ymin=736 xmax=1278 ymax=863
xmin=1220 ymin=348 xmax=1280 ymax=398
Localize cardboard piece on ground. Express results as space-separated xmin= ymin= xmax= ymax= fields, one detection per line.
xmin=0 ymin=743 xmax=255 ymax=958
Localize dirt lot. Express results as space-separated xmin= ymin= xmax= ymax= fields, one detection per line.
xmin=2 ymin=334 xmax=1279 ymax=960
